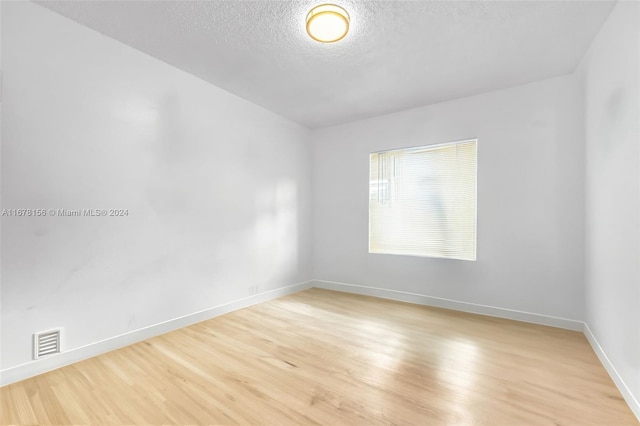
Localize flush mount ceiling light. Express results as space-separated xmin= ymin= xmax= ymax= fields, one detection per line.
xmin=306 ymin=4 xmax=350 ymax=43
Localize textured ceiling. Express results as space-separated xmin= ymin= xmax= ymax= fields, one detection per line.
xmin=38 ymin=1 xmax=614 ymax=129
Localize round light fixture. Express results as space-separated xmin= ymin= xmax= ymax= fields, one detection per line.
xmin=306 ymin=4 xmax=350 ymax=43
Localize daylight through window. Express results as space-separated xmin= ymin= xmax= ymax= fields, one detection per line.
xmin=369 ymin=139 xmax=477 ymax=260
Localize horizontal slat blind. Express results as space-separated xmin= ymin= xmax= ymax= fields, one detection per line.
xmin=369 ymin=140 xmax=477 ymax=260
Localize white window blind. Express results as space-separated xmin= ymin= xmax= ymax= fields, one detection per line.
xmin=369 ymin=139 xmax=477 ymax=260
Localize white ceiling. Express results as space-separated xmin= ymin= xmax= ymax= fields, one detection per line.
xmin=38 ymin=1 xmax=614 ymax=129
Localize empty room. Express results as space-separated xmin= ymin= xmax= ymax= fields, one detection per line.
xmin=1 ymin=0 xmax=639 ymax=424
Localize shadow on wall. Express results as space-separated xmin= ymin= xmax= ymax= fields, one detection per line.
xmin=253 ymin=180 xmax=299 ymax=287
xmin=1 ymin=89 xmax=302 ymax=369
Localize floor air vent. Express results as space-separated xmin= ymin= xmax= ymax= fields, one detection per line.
xmin=33 ymin=329 xmax=61 ymax=359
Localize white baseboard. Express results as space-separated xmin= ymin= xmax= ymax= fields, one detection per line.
xmin=311 ymin=279 xmax=584 ymax=331
xmin=583 ymin=324 xmax=640 ymax=421
xmin=0 ymin=280 xmax=312 ymax=387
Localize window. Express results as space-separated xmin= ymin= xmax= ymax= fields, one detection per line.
xmin=369 ymin=139 xmax=477 ymax=260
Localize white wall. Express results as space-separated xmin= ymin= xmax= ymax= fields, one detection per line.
xmin=1 ymin=2 xmax=311 ymax=372
xmin=581 ymin=0 xmax=640 ymax=412
xmin=312 ymin=74 xmax=585 ymax=321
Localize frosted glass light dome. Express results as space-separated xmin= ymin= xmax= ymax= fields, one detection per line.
xmin=306 ymin=4 xmax=350 ymax=43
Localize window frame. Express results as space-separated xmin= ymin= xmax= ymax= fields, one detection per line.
xmin=368 ymin=138 xmax=478 ymax=261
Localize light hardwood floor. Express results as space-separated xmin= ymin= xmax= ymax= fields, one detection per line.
xmin=1 ymin=288 xmax=637 ymax=425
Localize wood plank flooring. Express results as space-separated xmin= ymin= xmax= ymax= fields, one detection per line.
xmin=1 ymin=288 xmax=637 ymax=425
